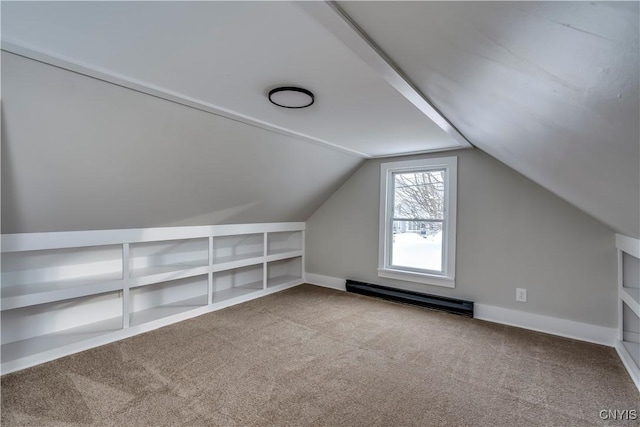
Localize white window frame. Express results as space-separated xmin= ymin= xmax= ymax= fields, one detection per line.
xmin=378 ymin=156 xmax=457 ymax=288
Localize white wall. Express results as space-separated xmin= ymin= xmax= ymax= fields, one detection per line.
xmin=306 ymin=149 xmax=618 ymax=328
xmin=1 ymin=52 xmax=363 ymax=233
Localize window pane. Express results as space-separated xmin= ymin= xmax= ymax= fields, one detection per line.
xmin=391 ymin=221 xmax=443 ymax=272
xmin=393 ymin=171 xmax=444 ymax=219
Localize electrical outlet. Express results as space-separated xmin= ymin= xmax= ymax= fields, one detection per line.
xmin=516 ymin=288 xmax=527 ymax=302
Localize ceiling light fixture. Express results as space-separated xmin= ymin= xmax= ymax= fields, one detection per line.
xmin=268 ymin=86 xmax=315 ymax=109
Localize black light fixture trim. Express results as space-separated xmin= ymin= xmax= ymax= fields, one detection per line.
xmin=268 ymin=86 xmax=315 ymax=109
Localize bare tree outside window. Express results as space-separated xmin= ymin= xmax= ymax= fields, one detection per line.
xmin=380 ymin=157 xmax=457 ymax=287
xmin=391 ymin=170 xmax=445 ymax=272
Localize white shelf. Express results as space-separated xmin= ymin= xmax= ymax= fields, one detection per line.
xmin=129 ymin=264 xmax=209 ymax=288
xmin=267 ymin=274 xmax=302 ymax=288
xmin=622 ymin=287 xmax=640 ymax=318
xmin=1 ymin=315 xmax=122 ymax=364
xmin=129 ymin=294 xmax=208 ymax=327
xmin=130 ymin=262 xmax=207 ymax=277
xmin=1 ymin=274 xmax=123 ymax=311
xmin=623 ymin=340 xmax=640 ymax=368
xmin=211 ymin=281 xmax=263 ymax=303
xmin=265 ymin=249 xmax=303 ymax=263
xmin=213 ymin=252 xmax=264 ymax=265
xmin=211 ymin=254 xmax=264 ymax=273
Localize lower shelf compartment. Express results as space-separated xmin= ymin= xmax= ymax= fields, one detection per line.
xmin=267 ymin=256 xmax=302 ymax=288
xmin=1 ymin=315 xmax=122 ymax=364
xmin=129 ymin=275 xmax=208 ymax=327
xmin=130 ymin=294 xmax=208 ymax=327
xmin=267 ymin=275 xmax=302 ymax=288
xmin=212 ymin=264 xmax=264 ymax=303
xmin=623 ymin=340 xmax=640 ymax=367
xmin=212 ymin=281 xmax=263 ymax=303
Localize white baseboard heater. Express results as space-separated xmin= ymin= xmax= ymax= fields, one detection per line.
xmin=345 ymin=280 xmax=474 ymax=317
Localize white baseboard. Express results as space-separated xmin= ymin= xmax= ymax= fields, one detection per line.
xmin=305 ymin=273 xmax=617 ymax=347
xmin=305 ymin=273 xmax=346 ymax=291
xmin=474 ymin=304 xmax=617 ymax=347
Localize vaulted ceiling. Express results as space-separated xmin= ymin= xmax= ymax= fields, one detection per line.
xmin=2 ymin=1 xmax=638 ymax=237
xmin=334 ymin=1 xmax=639 ymax=238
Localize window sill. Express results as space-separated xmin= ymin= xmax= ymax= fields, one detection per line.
xmin=377 ymin=268 xmax=455 ymax=288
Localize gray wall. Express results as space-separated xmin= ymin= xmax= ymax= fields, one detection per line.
xmin=1 ymin=52 xmax=363 ymax=233
xmin=306 ymin=149 xmax=618 ymax=328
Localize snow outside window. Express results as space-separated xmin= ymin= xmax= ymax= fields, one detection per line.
xmin=378 ymin=157 xmax=457 ymax=288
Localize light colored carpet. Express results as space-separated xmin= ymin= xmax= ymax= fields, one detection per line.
xmin=1 ymin=284 xmax=638 ymax=426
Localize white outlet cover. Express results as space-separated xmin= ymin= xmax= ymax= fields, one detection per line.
xmin=516 ymin=288 xmax=527 ymax=302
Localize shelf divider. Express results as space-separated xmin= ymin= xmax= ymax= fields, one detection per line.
xmin=129 ymin=265 xmax=209 ymax=288
xmin=208 ymin=236 xmax=214 ymax=306
xmin=122 ymin=243 xmax=130 ymax=329
xmin=621 ymin=287 xmax=640 ymax=318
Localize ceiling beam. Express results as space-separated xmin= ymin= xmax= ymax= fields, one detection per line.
xmin=297 ymin=1 xmax=473 ymax=149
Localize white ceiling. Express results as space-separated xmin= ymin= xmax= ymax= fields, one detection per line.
xmin=2 ymin=1 xmax=638 ymax=237
xmin=0 ymin=1 xmax=466 ymax=158
xmin=336 ymin=1 xmax=639 ymax=237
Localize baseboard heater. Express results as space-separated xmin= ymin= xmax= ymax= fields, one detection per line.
xmin=345 ymin=280 xmax=474 ymax=317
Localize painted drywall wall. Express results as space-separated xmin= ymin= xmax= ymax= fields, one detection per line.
xmin=1 ymin=52 xmax=363 ymax=233
xmin=306 ymin=149 xmax=618 ymax=328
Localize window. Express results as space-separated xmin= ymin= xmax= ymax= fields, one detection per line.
xmin=378 ymin=157 xmax=457 ymax=288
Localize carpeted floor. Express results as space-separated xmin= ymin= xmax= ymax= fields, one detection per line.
xmin=1 ymin=284 xmax=638 ymax=426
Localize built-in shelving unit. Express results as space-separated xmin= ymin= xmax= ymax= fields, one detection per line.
xmin=1 ymin=223 xmax=305 ymax=374
xmin=615 ymin=234 xmax=640 ymax=391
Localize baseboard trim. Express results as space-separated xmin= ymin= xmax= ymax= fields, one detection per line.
xmin=305 ymin=273 xmax=617 ymax=347
xmin=474 ymin=304 xmax=616 ymax=347
xmin=305 ymin=273 xmax=346 ymax=291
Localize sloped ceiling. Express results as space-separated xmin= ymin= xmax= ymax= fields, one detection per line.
xmin=0 ymin=1 xmax=467 ymax=157
xmin=335 ymin=1 xmax=640 ymax=238
xmin=1 ymin=52 xmax=363 ymax=233
xmin=1 ymin=1 xmax=638 ymax=237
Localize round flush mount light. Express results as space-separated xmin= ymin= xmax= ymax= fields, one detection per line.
xmin=268 ymin=86 xmax=314 ymax=109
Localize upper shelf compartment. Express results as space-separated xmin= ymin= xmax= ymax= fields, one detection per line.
xmin=618 ymin=234 xmax=640 ymax=317
xmin=212 ymin=233 xmax=264 ymax=270
xmin=129 ymin=238 xmax=209 ymax=287
xmin=1 ymin=245 xmax=123 ymax=310
xmin=267 ymin=231 xmax=302 ymax=259
xmin=622 ymin=251 xmax=640 ymax=316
